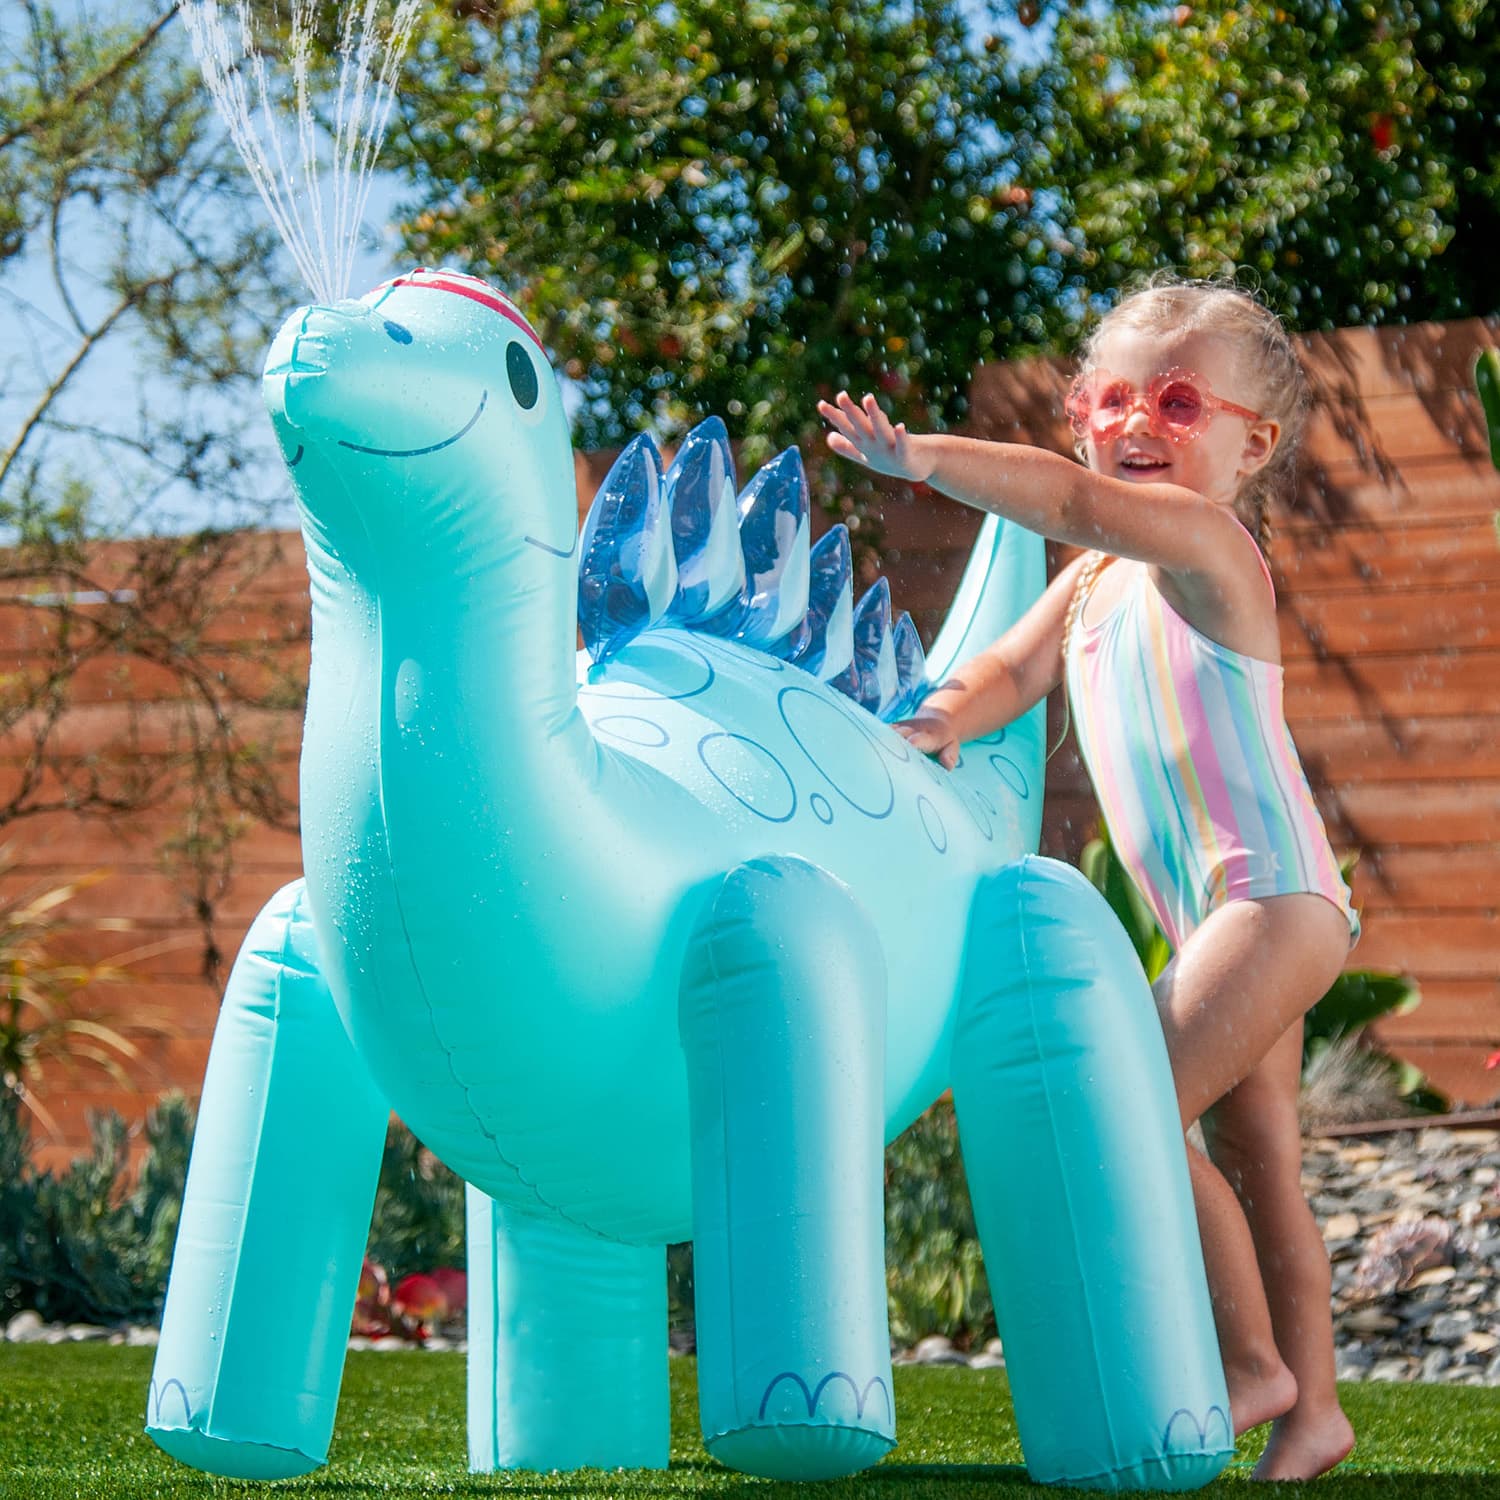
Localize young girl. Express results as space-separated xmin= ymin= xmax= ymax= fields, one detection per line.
xmin=819 ymin=277 xmax=1360 ymax=1482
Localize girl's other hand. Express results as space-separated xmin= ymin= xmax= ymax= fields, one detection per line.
xmin=818 ymin=391 xmax=935 ymax=482
xmin=892 ymin=710 xmax=961 ymax=771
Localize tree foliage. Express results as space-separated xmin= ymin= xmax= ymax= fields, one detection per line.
xmin=390 ymin=0 xmax=1499 ymax=495
xmin=1010 ymin=0 xmax=1500 ymax=332
xmin=391 ymin=0 xmax=1058 ymax=548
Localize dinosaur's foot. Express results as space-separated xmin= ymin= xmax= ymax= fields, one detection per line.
xmin=147 ymin=1417 xmax=322 ymax=1483
xmin=707 ymin=1366 xmax=895 ymax=1480
xmin=708 ymin=1422 xmax=894 ymax=1482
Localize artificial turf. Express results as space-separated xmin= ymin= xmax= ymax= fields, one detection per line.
xmin=1 ymin=1344 xmax=1496 ymax=1499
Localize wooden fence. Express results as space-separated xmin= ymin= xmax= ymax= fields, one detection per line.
xmin=5 ymin=317 xmax=1497 ymax=1172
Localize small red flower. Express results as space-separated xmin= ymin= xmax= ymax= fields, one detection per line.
xmin=1370 ymin=114 xmax=1396 ymax=153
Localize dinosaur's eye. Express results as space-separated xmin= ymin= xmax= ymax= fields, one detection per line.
xmin=384 ymin=320 xmax=413 ymax=344
xmin=507 ymin=341 xmax=539 ymax=410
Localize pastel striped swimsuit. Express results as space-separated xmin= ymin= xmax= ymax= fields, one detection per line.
xmin=1064 ymin=555 xmax=1360 ymax=954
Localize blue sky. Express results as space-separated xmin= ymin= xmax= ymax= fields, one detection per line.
xmin=1 ymin=1 xmax=1045 ymax=538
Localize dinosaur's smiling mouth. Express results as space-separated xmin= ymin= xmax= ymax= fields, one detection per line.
xmin=337 ymin=391 xmax=488 ymax=457
xmin=524 ymin=530 xmax=577 ymax=559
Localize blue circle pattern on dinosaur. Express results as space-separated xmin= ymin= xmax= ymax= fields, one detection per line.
xmin=146 ymin=267 xmax=1232 ymax=1494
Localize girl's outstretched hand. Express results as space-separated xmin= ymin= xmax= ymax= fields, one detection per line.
xmin=892 ymin=708 xmax=961 ymax=771
xmin=818 ymin=391 xmax=935 ymax=482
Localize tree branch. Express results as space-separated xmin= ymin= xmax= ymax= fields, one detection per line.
xmin=0 ymin=6 xmax=179 ymax=155
xmin=0 ymin=270 xmax=177 ymax=497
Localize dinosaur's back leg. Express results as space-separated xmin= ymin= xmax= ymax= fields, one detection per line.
xmin=952 ymin=855 xmax=1231 ymax=1492
xmin=146 ymin=878 xmax=391 ymax=1479
xmin=465 ymin=1190 xmax=668 ymax=1472
xmin=680 ymin=854 xmax=895 ymax=1481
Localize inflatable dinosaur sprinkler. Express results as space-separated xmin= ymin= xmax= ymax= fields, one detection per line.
xmin=146 ymin=268 xmax=1232 ymax=1490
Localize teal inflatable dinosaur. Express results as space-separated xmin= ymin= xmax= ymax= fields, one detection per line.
xmin=145 ymin=268 xmax=1231 ymax=1490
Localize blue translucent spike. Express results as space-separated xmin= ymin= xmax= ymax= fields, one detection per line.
xmin=663 ymin=416 xmax=744 ymax=624
xmin=790 ymin=525 xmax=854 ymax=680
xmin=577 ymin=432 xmax=675 ymax=661
xmin=827 ymin=658 xmax=861 ymax=705
xmin=879 ymin=610 xmax=929 ymax=722
xmin=724 ymin=447 xmax=811 ymax=655
xmin=850 ymin=577 xmax=898 ymax=714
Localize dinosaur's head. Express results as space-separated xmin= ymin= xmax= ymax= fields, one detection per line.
xmin=262 ymin=268 xmax=577 ymax=564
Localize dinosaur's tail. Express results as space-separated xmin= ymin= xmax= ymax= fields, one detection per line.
xmin=923 ymin=514 xmax=1047 ymax=687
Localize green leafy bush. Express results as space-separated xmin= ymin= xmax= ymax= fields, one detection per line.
xmin=365 ymin=1118 xmax=466 ymax=1283
xmin=0 ymin=1090 xmax=192 ymax=1325
xmin=1477 ymin=349 xmax=1500 ymax=471
xmin=883 ymin=1100 xmax=990 ymax=1349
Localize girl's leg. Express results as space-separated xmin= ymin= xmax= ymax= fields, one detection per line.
xmin=1203 ymin=1022 xmax=1355 ymax=1481
xmin=1149 ymin=894 xmax=1351 ymax=1473
xmin=1182 ymin=1140 xmax=1297 ymax=1435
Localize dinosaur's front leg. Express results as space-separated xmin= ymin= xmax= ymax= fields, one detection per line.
xmin=465 ymin=1189 xmax=668 ymax=1472
xmin=952 ymin=856 xmax=1232 ymax=1492
xmin=145 ymin=879 xmax=391 ymax=1480
xmin=679 ymin=855 xmax=895 ymax=1481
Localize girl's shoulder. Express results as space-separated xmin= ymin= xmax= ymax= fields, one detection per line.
xmin=1149 ymin=518 xmax=1281 ymax=664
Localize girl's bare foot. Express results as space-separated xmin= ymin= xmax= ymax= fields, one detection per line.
xmin=1251 ymin=1405 xmax=1355 ymax=1481
xmin=1226 ymin=1357 xmax=1298 ymax=1437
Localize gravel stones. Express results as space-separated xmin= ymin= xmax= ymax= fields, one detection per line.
xmin=1315 ymin=1127 xmax=1500 ymax=1386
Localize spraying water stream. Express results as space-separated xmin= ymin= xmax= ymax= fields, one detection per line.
xmin=181 ymin=0 xmax=423 ymax=305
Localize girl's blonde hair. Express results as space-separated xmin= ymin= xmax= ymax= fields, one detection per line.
xmin=1059 ymin=273 xmax=1311 ymax=668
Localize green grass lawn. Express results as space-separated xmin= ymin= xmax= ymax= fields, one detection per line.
xmin=1 ymin=1345 xmax=1496 ymax=1499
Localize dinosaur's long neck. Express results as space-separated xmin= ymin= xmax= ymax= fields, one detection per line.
xmin=299 ymin=483 xmax=600 ymax=909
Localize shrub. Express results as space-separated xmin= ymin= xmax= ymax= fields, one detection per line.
xmin=883 ymin=1099 xmax=991 ymax=1349
xmin=0 ymin=1089 xmax=192 ymax=1325
xmin=365 ymin=1117 xmax=465 ymax=1282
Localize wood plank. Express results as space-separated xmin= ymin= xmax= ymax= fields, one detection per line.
xmin=1292 ymin=716 xmax=1500 ymax=783
xmin=0 ymin=748 xmax=300 ymax=812
xmin=0 ymin=702 xmax=302 ymax=761
xmin=1349 ymin=912 xmax=1498 ymax=978
xmin=0 ymin=869 xmax=281 ymax=927
xmin=1299 ymin=391 xmax=1493 ymax=468
xmin=1367 ymin=979 xmax=1500 ymax=1044
xmin=38 ymin=978 xmax=223 ymax=1031
xmin=0 ymin=597 xmax=310 ymax=655
xmin=0 ymin=805 xmax=301 ymax=869
xmin=1272 ymin=522 xmax=1500 ymax=593
xmin=128 ymin=1034 xmax=214 ymax=1085
xmin=1283 ymin=653 xmax=1500 ymax=721
xmin=1288 ymin=456 xmax=1500 ymax=523
xmin=1349 ymin=849 xmax=1500 ymax=913
xmin=1277 ymin=586 xmax=1500 ymax=659
xmin=0 ymin=535 xmax=312 ymax=606
xmin=46 ymin=920 xmax=259 ymax=982
xmin=1296 ymin=317 xmax=1500 ymax=401
xmin=1369 ymin=1043 xmax=1500 ymax=1109
xmin=1319 ymin=781 xmax=1500 ymax=848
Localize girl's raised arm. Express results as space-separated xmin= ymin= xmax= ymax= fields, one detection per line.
xmin=818 ymin=391 xmax=1245 ymax=578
